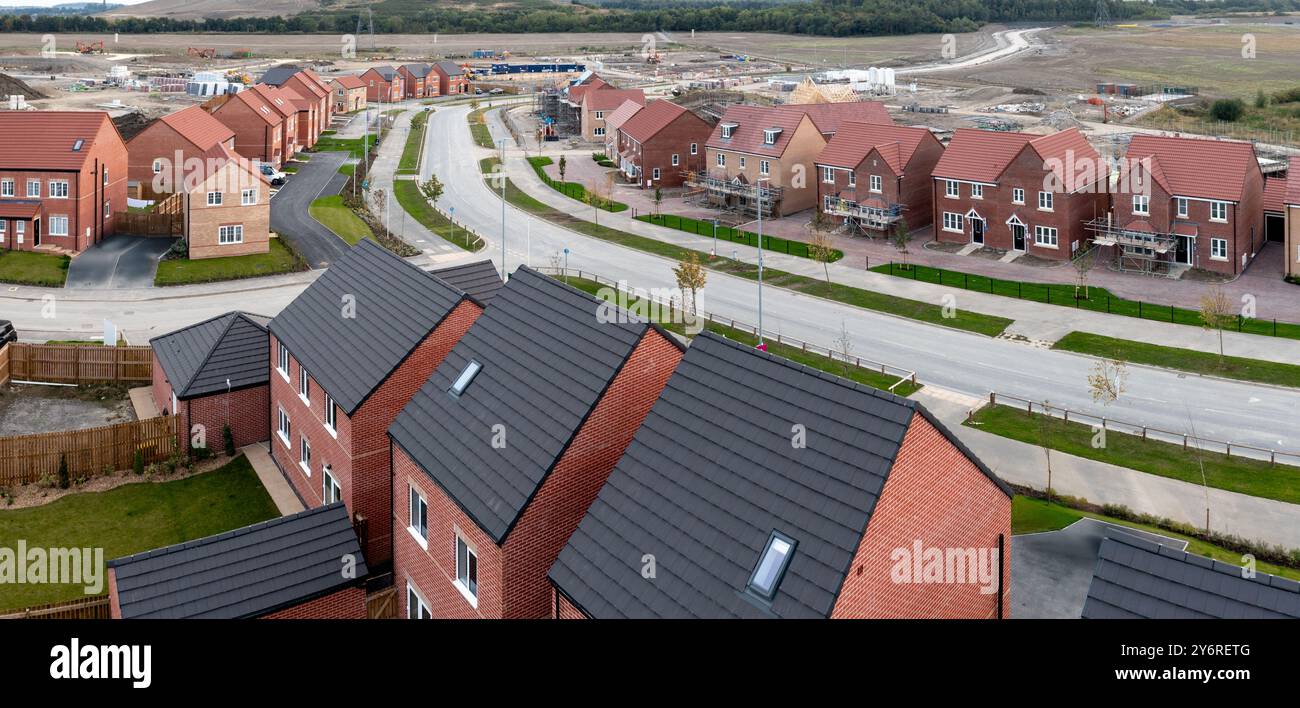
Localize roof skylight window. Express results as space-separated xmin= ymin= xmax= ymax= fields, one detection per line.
xmin=448 ymin=360 xmax=482 ymax=397
xmin=747 ymin=531 xmax=795 ymax=600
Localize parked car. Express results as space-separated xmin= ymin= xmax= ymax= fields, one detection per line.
xmin=488 ymin=88 xmax=505 ymax=95
xmin=257 ymin=163 xmax=286 ymax=186
xmin=0 ymin=320 xmax=17 ymax=346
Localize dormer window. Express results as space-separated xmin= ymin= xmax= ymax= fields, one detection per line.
xmin=763 ymin=128 xmax=781 ymax=145
xmin=720 ymin=123 xmax=737 ymax=139
xmin=448 ymin=360 xmax=482 ymax=397
xmin=747 ymin=531 xmax=795 ymax=601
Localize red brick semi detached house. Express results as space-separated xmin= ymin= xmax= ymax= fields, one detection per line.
xmin=815 ymin=120 xmax=945 ymax=236
xmin=389 ymin=266 xmax=685 ymax=620
xmin=549 ymin=331 xmax=1013 ymax=619
xmin=125 ymin=104 xmax=236 ymax=201
xmin=0 ymin=111 xmax=127 ymax=253
xmin=932 ymin=127 xmax=1107 ymax=260
xmin=267 ymin=240 xmax=499 ymax=570
xmin=615 ymin=98 xmax=713 ymax=189
xmin=150 ymin=310 xmax=271 ymax=455
xmin=1102 ymin=134 xmax=1265 ymax=276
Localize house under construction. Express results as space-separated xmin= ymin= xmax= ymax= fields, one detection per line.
xmin=682 ymin=171 xmax=784 ymax=218
xmin=1085 ymin=216 xmax=1185 ymax=277
xmin=822 ymin=195 xmax=904 ymax=236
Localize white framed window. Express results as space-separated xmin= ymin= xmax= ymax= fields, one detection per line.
xmin=760 ymin=160 xmax=770 ymax=176
xmin=594 ymin=111 xmax=604 ymax=120
xmin=1176 ymin=197 xmax=1189 ymax=218
xmin=1038 ymin=191 xmax=1053 ymax=211
xmin=207 ymin=191 xmax=223 ymax=206
xmin=593 ymin=127 xmax=606 ymax=137
xmin=671 ymin=154 xmax=679 ymax=166
xmin=869 ymin=174 xmax=881 ymax=193
xmin=49 ymin=180 xmax=68 ymax=198
xmin=1012 ymin=187 xmax=1025 ymax=204
xmin=104 ymin=200 xmax=110 ymax=218
xmin=324 ymin=394 xmax=337 ymax=436
xmin=944 ymin=180 xmax=958 ymax=198
xmin=241 ymin=188 xmax=257 ymax=206
xmin=1132 ymin=194 xmax=1149 ymax=215
xmin=970 ymin=183 xmax=983 ymax=199
xmin=152 ymin=159 xmax=164 ymax=174
xmin=323 ymin=466 xmax=341 ymax=504
xmin=298 ymin=366 xmax=309 ymax=402
xmin=822 ymin=166 xmax=835 ymax=184
xmin=1210 ymin=200 xmax=1228 ymax=222
xmin=455 ymin=534 xmax=478 ymax=604
xmin=763 ymin=128 xmax=779 ymax=145
xmin=26 ymin=179 xmax=40 ymax=198
xmin=1034 ymin=225 xmax=1059 ymax=248
xmin=652 ymin=167 xmax=661 ymax=180
xmin=690 ymin=142 xmax=698 ymax=155
xmin=277 ymin=343 xmax=290 ymax=379
xmin=738 ymin=157 xmax=746 ymax=169
xmin=277 ymin=407 xmax=291 ymax=447
xmin=408 ymin=485 xmax=428 ymax=547
xmin=720 ymin=124 xmax=735 ymax=139
xmin=0 ymin=219 xmax=6 ymax=242
xmin=942 ymin=212 xmax=964 ymax=233
xmin=407 ymin=583 xmax=432 ymax=619
xmin=1 ymin=179 xmax=14 ymax=197
xmin=103 ymin=166 xmax=109 ymax=186
xmin=48 ymin=216 xmax=68 ymax=236
xmin=15 ymin=221 xmax=23 ymax=244
xmin=1211 ymin=237 xmax=1228 ymax=260
xmin=716 ymin=153 xmax=725 ymax=168
xmin=299 ymin=435 xmax=311 ymax=475
xmin=218 ymin=225 xmax=243 ymax=245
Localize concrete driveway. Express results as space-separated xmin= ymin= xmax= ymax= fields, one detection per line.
xmin=1011 ymin=518 xmax=1187 ymax=619
xmin=66 ymin=235 xmax=176 ymax=289
xmin=270 ymin=150 xmax=351 ymax=268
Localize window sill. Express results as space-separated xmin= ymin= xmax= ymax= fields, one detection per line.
xmin=453 ymin=579 xmax=479 ymax=609
xmin=1210 ymin=256 xmax=1228 ymax=262
xmin=1209 ymin=219 xmax=1228 ymax=224
xmin=1037 ymin=208 xmax=1054 ymax=213
xmin=406 ymin=525 xmax=428 ymax=551
xmin=325 ymin=424 xmax=338 ymax=439
xmin=277 ymin=432 xmax=291 ymax=449
xmin=278 ymin=368 xmax=290 ymax=383
xmin=299 ymin=394 xmax=310 ymax=407
xmin=1036 ymin=243 xmax=1059 ymax=250
xmin=941 ymin=227 xmax=964 ymax=234
xmin=299 ymin=461 xmax=311 ymax=477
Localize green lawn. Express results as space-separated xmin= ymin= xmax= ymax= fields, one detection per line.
xmin=309 ymin=195 xmax=374 ymax=245
xmin=0 ymin=250 xmax=70 ymax=287
xmin=338 ymin=163 xmax=356 ymax=177
xmin=398 ymin=110 xmax=428 ymax=175
xmin=639 ymin=213 xmax=843 ymax=263
xmin=468 ymin=106 xmax=494 ymax=149
xmin=480 ymin=158 xmax=1011 ymax=337
xmin=309 ymin=133 xmax=379 ymax=160
xmin=560 ymin=276 xmax=922 ymax=396
xmin=154 ymin=238 xmax=305 ymax=286
xmin=0 ymin=454 xmax=280 ymax=609
xmin=871 ymin=262 xmax=1300 ymax=340
xmin=526 ymin=156 xmax=628 ymax=212
xmin=1011 ymin=496 xmax=1300 ymax=581
xmin=1053 ymin=331 xmax=1300 ymax=389
xmin=393 ymin=179 xmax=485 ymax=252
xmin=968 ymin=404 xmax=1300 ymax=505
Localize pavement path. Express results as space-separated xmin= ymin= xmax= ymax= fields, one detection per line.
xmin=65 ymin=235 xmax=175 ymax=289
xmin=269 ymin=150 xmax=351 ymax=268
xmin=365 ymin=108 xmax=466 ymax=259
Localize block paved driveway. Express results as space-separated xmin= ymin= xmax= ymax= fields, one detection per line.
xmin=1011 ymin=517 xmax=1187 ymax=619
xmin=66 ymin=235 xmax=176 ymax=289
xmin=270 ymin=150 xmax=351 ymax=269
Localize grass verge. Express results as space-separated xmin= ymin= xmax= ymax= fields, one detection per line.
xmin=393 ymin=179 xmax=485 ymax=252
xmin=154 ymin=238 xmax=305 ymax=286
xmin=0 ymin=454 xmax=280 ymax=608
xmin=397 ymin=110 xmax=428 ymax=175
xmin=871 ymin=262 xmax=1300 ymax=340
xmin=640 ymin=213 xmax=843 ymax=263
xmin=0 ymin=250 xmax=69 ymax=287
xmin=309 ymin=133 xmax=379 ymax=160
xmin=309 ymin=195 xmax=373 ymax=245
xmin=1053 ymin=331 xmax=1300 ymax=389
xmin=468 ymin=106 xmax=494 ymax=149
xmin=969 ymin=403 xmax=1300 ymax=504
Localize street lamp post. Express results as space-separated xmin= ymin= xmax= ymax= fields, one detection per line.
xmin=497 ymin=137 xmax=507 ymax=280
xmin=756 ymin=178 xmax=767 ymax=350
xmin=712 ymin=218 xmax=719 ymax=256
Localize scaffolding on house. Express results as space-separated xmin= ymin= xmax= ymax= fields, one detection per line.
xmin=533 ymin=89 xmax=580 ymax=138
xmin=1085 ymin=217 xmax=1182 ymax=276
xmin=823 ymin=195 xmax=903 ymax=236
xmin=682 ymin=171 xmax=784 ymax=218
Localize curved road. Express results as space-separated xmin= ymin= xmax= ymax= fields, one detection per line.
xmin=269 ymin=150 xmax=352 ymax=268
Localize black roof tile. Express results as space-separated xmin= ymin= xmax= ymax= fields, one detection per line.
xmin=149 ymin=311 xmax=270 ymax=400
xmin=429 ymin=260 xmax=503 ymax=305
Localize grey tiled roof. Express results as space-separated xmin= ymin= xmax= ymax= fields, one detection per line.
xmin=1082 ymin=532 xmax=1300 ymax=619
xmin=434 ymin=60 xmax=464 ymax=77
xmin=260 ymin=65 xmax=302 ymax=86
xmin=269 ymin=240 xmax=468 ymax=414
xmin=109 ymin=502 xmax=366 ymax=619
xmin=371 ymin=65 xmax=397 ymax=80
xmin=429 ymin=260 xmax=503 ymax=305
xmin=389 ymin=266 xmax=651 ymax=544
xmin=149 ymin=311 xmax=270 ymax=400
xmin=401 ymin=63 xmax=433 ymax=78
xmin=549 ymin=331 xmax=1009 ymax=619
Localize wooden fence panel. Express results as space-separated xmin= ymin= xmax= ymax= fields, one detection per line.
xmin=0 ymin=596 xmax=111 ymax=620
xmin=8 ymin=344 xmax=152 ymax=384
xmin=0 ymin=415 xmax=177 ymax=487
xmin=0 ymin=342 xmax=9 ymax=386
xmin=366 ymin=586 xmax=397 ymax=620
xmin=113 ymin=210 xmax=182 ymax=236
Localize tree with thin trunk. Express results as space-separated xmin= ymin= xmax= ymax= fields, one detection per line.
xmin=807 ymin=223 xmax=836 ymax=291
xmin=1087 ymin=359 xmax=1128 ymax=405
xmin=834 ymin=320 xmax=854 ymax=377
xmin=419 ymin=173 xmax=444 ymax=207
xmin=558 ymin=155 xmax=567 ymax=185
xmin=653 ymin=186 xmax=663 ymax=217
xmin=673 ymin=251 xmax=707 ymax=317
xmin=584 ymin=179 xmax=604 ymax=226
xmin=1199 ymin=284 xmax=1233 ymax=362
xmin=1072 ymin=245 xmax=1098 ymax=300
xmin=1036 ymin=400 xmax=1055 ymax=503
xmin=892 ymin=216 xmax=912 ymax=269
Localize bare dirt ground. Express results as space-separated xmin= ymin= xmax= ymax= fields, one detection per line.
xmin=0 ymin=383 xmax=136 ymax=438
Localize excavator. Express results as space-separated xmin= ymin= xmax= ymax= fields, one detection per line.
xmin=76 ymin=41 xmax=104 ymax=55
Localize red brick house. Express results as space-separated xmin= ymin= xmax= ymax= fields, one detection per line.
xmin=361 ymin=66 xmax=404 ymax=104
xmin=207 ymin=88 xmax=287 ymax=168
xmin=549 ymin=331 xmax=1013 ymax=619
xmin=1285 ymin=157 xmax=1300 ymax=280
xmin=931 ymin=127 xmax=1107 ymax=260
xmin=614 ymin=99 xmax=712 ymax=188
xmin=267 ymin=241 xmax=494 ymax=570
xmin=151 ymin=311 xmax=271 ymax=455
xmin=125 ymin=105 xmax=236 ymax=201
xmin=331 ymin=75 xmax=368 ymax=113
xmin=249 ymin=83 xmax=312 ymax=154
xmin=398 ymin=63 xmax=436 ymax=99
xmin=261 ymin=65 xmax=333 ymax=140
xmin=389 ymin=267 xmax=684 ymax=620
xmin=602 ymin=99 xmax=642 ymax=159
xmin=431 ymin=61 xmax=470 ymax=97
xmin=0 ymin=111 xmax=127 ymax=253
xmin=1100 ymin=134 xmax=1265 ymax=276
xmin=108 ymin=503 xmax=368 ymax=619
xmin=580 ymin=88 xmax=644 ymax=143
xmin=814 ymin=121 xmax=944 ymax=235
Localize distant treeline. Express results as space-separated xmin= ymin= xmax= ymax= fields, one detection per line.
xmin=2 ymin=0 xmax=1299 ymax=37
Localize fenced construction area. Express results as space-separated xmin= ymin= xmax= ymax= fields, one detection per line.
xmin=0 ymin=343 xmax=153 ymax=385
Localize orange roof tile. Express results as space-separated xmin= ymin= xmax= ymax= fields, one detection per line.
xmin=620 ymin=100 xmax=694 ymax=143
xmin=931 ymin=128 xmax=1033 ymax=183
xmin=1125 ymin=134 xmax=1259 ymax=202
xmin=1287 ymin=157 xmax=1300 ymax=207
xmin=815 ymin=121 xmax=934 ymax=173
xmin=333 ymin=75 xmax=367 ymax=90
xmin=1264 ymin=175 xmax=1287 ymax=213
xmin=0 ymin=111 xmax=119 ymax=171
xmin=157 ymin=105 xmax=235 ymax=151
xmin=604 ymin=99 xmax=643 ymax=132
xmin=586 ymin=88 xmax=645 ymax=112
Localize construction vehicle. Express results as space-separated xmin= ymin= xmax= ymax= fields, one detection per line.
xmin=187 ymin=48 xmax=217 ymax=59
xmin=646 ymin=49 xmax=663 ymax=64
xmin=77 ymin=41 xmax=105 ymax=55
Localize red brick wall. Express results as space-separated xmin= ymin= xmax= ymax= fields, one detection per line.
xmin=212 ymin=99 xmax=283 ymax=168
xmin=362 ymin=70 xmax=403 ymax=103
xmin=500 ymin=330 xmax=683 ymax=619
xmin=260 ymin=586 xmax=366 ymax=619
xmin=552 ymin=586 xmax=589 ymax=619
xmin=269 ymin=299 xmax=481 ymax=568
xmin=108 ymin=568 xmax=121 ymax=619
xmin=624 ymin=112 xmax=713 ymax=188
xmin=153 ymin=351 xmax=268 ymax=455
xmin=818 ymin=133 xmax=943 ymax=233
xmin=831 ymin=414 xmax=1011 ymax=619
